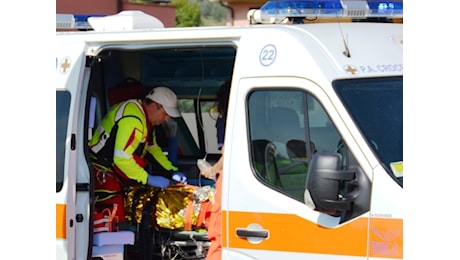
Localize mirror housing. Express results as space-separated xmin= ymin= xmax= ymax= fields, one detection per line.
xmin=304 ymin=152 xmax=356 ymax=216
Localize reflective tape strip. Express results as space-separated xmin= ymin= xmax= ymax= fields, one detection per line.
xmin=115 ymin=99 xmax=144 ymax=122
xmin=94 ymin=218 xmax=110 ymax=225
xmin=114 ymin=149 xmax=133 ymax=159
xmin=90 ymin=130 xmax=109 ymax=154
xmin=91 ymin=99 xmax=144 ymax=154
xmin=94 ymin=226 xmax=110 ymax=233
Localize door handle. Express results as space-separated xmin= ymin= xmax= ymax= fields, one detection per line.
xmin=236 ymin=228 xmax=269 ymax=238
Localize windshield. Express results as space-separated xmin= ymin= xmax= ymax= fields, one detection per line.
xmin=334 ymin=76 xmax=403 ymax=186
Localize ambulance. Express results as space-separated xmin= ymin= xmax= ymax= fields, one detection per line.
xmin=56 ymin=0 xmax=403 ymax=259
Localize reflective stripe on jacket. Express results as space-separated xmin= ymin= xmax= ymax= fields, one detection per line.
xmin=89 ymin=99 xmax=177 ymax=184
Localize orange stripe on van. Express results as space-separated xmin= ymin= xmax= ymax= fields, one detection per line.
xmin=56 ymin=204 xmax=66 ymax=239
xmin=224 ymin=211 xmax=402 ymax=258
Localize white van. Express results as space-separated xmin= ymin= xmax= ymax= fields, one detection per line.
xmin=56 ymin=1 xmax=403 ymax=259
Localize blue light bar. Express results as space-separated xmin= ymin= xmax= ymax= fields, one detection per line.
xmin=74 ymin=14 xmax=106 ymax=30
xmin=367 ymin=0 xmax=403 ymax=17
xmin=259 ymin=0 xmax=403 ymax=22
xmin=56 ymin=13 xmax=106 ymax=30
xmin=261 ymin=0 xmax=344 ymax=18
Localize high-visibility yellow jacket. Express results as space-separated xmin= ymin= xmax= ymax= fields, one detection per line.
xmin=89 ymin=99 xmax=178 ymax=184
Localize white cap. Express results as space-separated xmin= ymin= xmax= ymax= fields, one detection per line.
xmin=145 ymin=87 xmax=181 ymax=117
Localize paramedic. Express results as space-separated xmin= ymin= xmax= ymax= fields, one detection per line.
xmin=89 ymin=86 xmax=187 ymax=222
xmin=200 ymin=80 xmax=230 ymax=260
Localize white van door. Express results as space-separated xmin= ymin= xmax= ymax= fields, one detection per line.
xmin=222 ymin=77 xmax=373 ymax=259
xmin=56 ymin=88 xmax=73 ymax=260
xmin=56 ymin=42 xmax=93 ymax=260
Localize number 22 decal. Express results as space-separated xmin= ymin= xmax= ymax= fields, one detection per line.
xmin=259 ymin=44 xmax=277 ymax=66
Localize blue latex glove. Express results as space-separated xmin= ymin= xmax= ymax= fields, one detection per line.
xmin=172 ymin=172 xmax=187 ymax=184
xmin=147 ymin=175 xmax=170 ymax=189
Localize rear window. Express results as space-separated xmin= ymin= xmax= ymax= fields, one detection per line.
xmin=56 ymin=90 xmax=71 ymax=192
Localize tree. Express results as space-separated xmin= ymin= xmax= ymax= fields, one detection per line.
xmin=173 ymin=0 xmax=202 ymax=27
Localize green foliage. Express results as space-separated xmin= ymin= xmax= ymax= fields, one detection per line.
xmin=131 ymin=0 xmax=227 ymax=26
xmin=178 ymin=99 xmax=195 ymax=113
xmin=173 ymin=0 xmax=202 ymax=27
xmin=178 ymin=99 xmax=215 ymax=113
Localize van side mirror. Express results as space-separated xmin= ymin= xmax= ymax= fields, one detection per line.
xmin=304 ymin=152 xmax=356 ymax=216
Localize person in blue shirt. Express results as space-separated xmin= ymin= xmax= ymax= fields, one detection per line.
xmin=201 ymin=80 xmax=230 ymax=180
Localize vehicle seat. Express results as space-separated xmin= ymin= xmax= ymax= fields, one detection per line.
xmin=267 ymin=107 xmax=304 ymax=157
xmin=278 ymin=139 xmax=316 ymax=200
xmin=266 ymin=108 xmax=310 ymax=200
xmin=251 ymin=139 xmax=281 ymax=185
xmin=286 ymin=139 xmax=316 ymax=160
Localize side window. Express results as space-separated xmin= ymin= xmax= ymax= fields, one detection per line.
xmin=248 ymin=89 xmax=341 ymax=201
xmin=175 ymin=98 xmax=203 ymax=157
xmin=56 ymin=90 xmax=71 ymax=192
xmin=175 ymin=98 xmax=221 ymax=157
xmin=176 ymin=98 xmax=222 ymax=157
xmin=199 ymin=100 xmax=221 ymax=155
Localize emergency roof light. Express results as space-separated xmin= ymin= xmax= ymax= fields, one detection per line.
xmin=257 ymin=0 xmax=403 ymax=23
xmin=88 ymin=11 xmax=165 ymax=31
xmin=56 ymin=14 xmax=106 ymax=30
xmin=56 ymin=14 xmax=75 ymax=30
xmin=56 ymin=11 xmax=164 ymax=31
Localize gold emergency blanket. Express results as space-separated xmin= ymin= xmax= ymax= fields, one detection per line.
xmin=124 ymin=184 xmax=214 ymax=230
